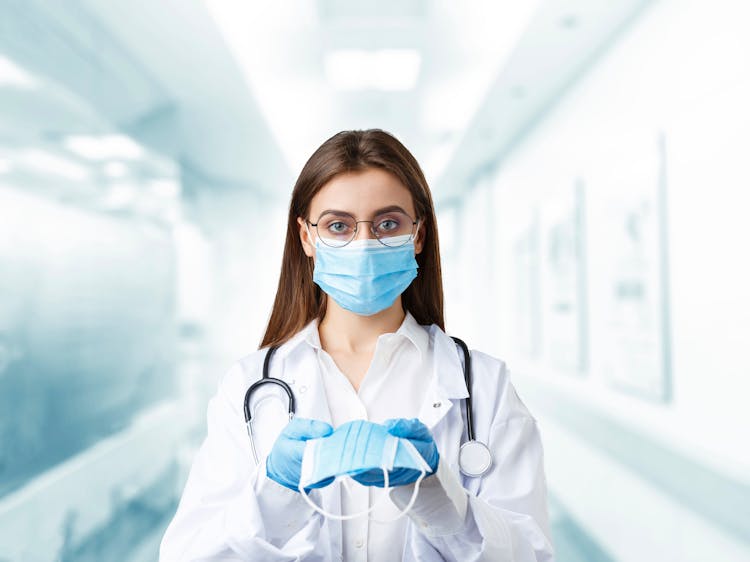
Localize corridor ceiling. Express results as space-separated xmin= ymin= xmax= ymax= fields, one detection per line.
xmin=0 ymin=0 xmax=652 ymax=205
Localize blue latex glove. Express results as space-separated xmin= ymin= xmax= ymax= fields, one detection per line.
xmin=266 ymin=417 xmax=335 ymax=493
xmin=352 ymin=417 xmax=440 ymax=488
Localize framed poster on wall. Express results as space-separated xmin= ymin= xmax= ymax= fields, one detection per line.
xmin=539 ymin=180 xmax=588 ymax=374
xmin=599 ymin=132 xmax=672 ymax=402
xmin=512 ymin=208 xmax=541 ymax=359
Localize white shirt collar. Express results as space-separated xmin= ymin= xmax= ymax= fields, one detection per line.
xmin=267 ymin=312 xmax=470 ymax=402
xmin=275 ymin=309 xmax=429 ymax=363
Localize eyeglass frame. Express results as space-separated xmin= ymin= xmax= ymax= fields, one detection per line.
xmin=305 ymin=209 xmax=422 ymax=248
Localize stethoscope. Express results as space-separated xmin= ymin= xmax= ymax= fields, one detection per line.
xmin=243 ymin=336 xmax=493 ymax=478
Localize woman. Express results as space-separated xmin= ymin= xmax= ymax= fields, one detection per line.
xmin=160 ymin=129 xmax=554 ymax=561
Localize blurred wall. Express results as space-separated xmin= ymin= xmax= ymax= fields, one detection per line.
xmin=443 ymin=0 xmax=750 ymax=560
xmin=0 ymin=186 xmax=178 ymax=496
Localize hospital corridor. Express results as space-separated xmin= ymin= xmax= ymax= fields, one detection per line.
xmin=0 ymin=1 xmax=748 ymax=560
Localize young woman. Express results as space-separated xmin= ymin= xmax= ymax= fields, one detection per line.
xmin=160 ymin=129 xmax=554 ymax=561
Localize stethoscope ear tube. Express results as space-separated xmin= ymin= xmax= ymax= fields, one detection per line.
xmin=450 ymin=336 xmax=474 ymax=443
xmin=243 ymin=345 xmax=294 ymax=423
xmin=451 ymin=336 xmax=492 ymax=477
xmin=244 ymin=344 xmax=294 ymax=465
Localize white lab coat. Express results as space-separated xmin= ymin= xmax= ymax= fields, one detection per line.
xmin=160 ymin=322 xmax=555 ymax=561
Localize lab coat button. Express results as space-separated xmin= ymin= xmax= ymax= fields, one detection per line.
xmin=299 ymin=385 xmax=307 ymax=393
xmin=355 ymin=538 xmax=364 ymax=548
xmin=433 ymin=401 xmax=441 ymax=408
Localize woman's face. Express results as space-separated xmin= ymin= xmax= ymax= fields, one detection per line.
xmin=297 ymin=167 xmax=425 ymax=260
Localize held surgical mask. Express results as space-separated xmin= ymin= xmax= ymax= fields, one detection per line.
xmin=312 ymin=234 xmax=419 ymax=316
xmin=297 ymin=419 xmax=432 ymax=522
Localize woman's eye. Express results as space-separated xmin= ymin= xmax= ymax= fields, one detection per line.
xmin=377 ymin=219 xmax=398 ymax=232
xmin=329 ymin=221 xmax=348 ymax=233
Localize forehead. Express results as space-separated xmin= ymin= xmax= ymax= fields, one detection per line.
xmin=309 ymin=168 xmax=415 ymax=217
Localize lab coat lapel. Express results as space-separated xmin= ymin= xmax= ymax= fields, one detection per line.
xmin=280 ymin=345 xmax=333 ymax=426
xmin=418 ymin=327 xmax=470 ymax=472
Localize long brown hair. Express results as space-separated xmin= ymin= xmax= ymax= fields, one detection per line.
xmin=259 ymin=129 xmax=445 ymax=349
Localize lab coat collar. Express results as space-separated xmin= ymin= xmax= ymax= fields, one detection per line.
xmin=429 ymin=325 xmax=470 ymax=400
xmin=273 ymin=308 xmax=430 ymax=363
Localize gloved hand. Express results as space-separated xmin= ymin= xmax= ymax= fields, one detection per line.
xmin=352 ymin=417 xmax=439 ymax=488
xmin=266 ymin=417 xmax=335 ymax=493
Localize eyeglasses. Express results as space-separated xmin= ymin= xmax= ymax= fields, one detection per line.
xmin=307 ymin=210 xmax=420 ymax=248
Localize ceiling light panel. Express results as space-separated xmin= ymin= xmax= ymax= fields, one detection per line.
xmin=64 ymin=134 xmax=145 ymax=160
xmin=324 ymin=48 xmax=421 ymax=91
xmin=0 ymin=55 xmax=37 ymax=88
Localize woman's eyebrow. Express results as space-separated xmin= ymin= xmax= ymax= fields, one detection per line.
xmin=318 ymin=205 xmax=409 ymax=217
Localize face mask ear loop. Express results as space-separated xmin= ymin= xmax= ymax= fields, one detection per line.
xmin=298 ymin=468 xmax=394 ymax=521
xmin=370 ymin=468 xmax=427 ymax=523
xmin=368 ymin=439 xmax=429 ymax=523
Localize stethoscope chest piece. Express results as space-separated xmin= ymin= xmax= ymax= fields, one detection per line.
xmin=458 ymin=440 xmax=492 ymax=477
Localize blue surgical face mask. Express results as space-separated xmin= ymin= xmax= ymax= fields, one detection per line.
xmin=312 ymin=234 xmax=419 ymax=316
xmin=298 ymin=419 xmax=432 ymax=521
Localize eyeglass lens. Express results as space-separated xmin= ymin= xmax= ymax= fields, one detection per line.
xmin=314 ymin=211 xmax=416 ymax=247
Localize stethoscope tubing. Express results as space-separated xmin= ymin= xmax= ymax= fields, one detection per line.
xmin=244 ymin=346 xmax=295 ymax=423
xmin=449 ymin=336 xmax=475 ymax=443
